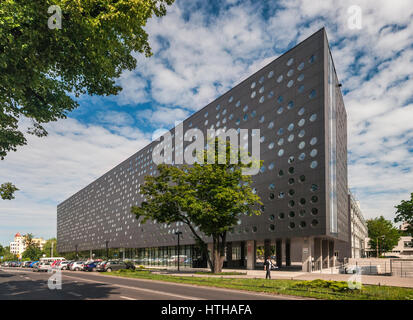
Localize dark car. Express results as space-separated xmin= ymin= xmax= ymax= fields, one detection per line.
xmin=22 ymin=261 xmax=32 ymax=268
xmin=97 ymin=260 xmax=135 ymax=272
xmin=83 ymin=260 xmax=101 ymax=272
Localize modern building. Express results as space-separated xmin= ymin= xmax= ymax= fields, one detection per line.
xmin=57 ymin=28 xmax=350 ymax=271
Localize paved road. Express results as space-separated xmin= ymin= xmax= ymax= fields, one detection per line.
xmin=0 ymin=267 xmax=297 ymax=300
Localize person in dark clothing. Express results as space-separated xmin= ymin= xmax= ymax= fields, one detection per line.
xmin=264 ymin=256 xmax=273 ymax=279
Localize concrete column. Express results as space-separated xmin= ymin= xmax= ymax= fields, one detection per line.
xmin=264 ymin=239 xmax=271 ymax=260
xmin=90 ymin=249 xmax=92 ymax=260
xmin=276 ymin=239 xmax=282 ymax=268
xmin=314 ymin=238 xmax=322 ymax=271
xmin=122 ymin=248 xmax=125 ymax=260
xmin=246 ymin=240 xmax=255 ymax=270
xmin=322 ymin=240 xmax=329 ymax=269
xmin=301 ymin=237 xmax=312 ymax=272
xmin=329 ymin=240 xmax=335 ymax=267
xmin=240 ymin=241 xmax=245 ymax=267
xmin=285 ymin=239 xmax=291 ymax=267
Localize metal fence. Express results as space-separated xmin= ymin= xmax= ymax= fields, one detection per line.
xmin=340 ymin=259 xmax=413 ymax=277
xmin=390 ymin=259 xmax=413 ymax=277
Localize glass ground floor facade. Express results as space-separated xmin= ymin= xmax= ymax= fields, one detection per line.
xmin=60 ymin=240 xmax=296 ymax=269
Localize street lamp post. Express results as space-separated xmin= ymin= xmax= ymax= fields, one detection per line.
xmin=105 ymin=241 xmax=109 ymax=260
xmin=174 ymin=231 xmax=182 ymax=272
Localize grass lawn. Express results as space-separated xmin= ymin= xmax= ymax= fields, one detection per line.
xmin=194 ymin=271 xmax=247 ymax=276
xmin=102 ymin=269 xmax=413 ymax=300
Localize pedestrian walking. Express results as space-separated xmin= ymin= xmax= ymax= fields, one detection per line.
xmin=264 ymin=256 xmax=273 ymax=279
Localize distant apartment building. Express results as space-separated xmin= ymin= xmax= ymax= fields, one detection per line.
xmin=9 ymin=232 xmax=46 ymax=258
xmin=9 ymin=232 xmax=26 ymax=257
xmin=335 ymin=191 xmax=368 ymax=258
xmin=365 ymin=236 xmax=413 ymax=258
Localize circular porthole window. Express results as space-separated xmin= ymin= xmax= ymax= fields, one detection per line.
xmin=310 ymin=161 xmax=318 ymax=169
xmin=287 ymin=58 xmax=294 ymax=66
xmin=297 ymin=62 xmax=305 ymax=71
xmin=251 ymin=82 xmax=256 ymax=89
xmin=279 ymin=212 xmax=285 ymax=219
xmin=311 ymin=219 xmax=319 ymax=227
xmin=310 ymin=114 xmax=317 ymax=122
xmin=299 ymin=221 xmax=306 ymax=228
xmin=277 ymin=75 xmax=283 ymax=83
xmin=289 ymin=222 xmax=296 ymax=229
xmin=311 ymin=208 xmax=318 ymax=215
xmin=269 ymin=224 xmax=275 ymax=232
xmin=299 ymin=175 xmax=306 ymax=182
xmin=289 ymin=211 xmax=295 ymax=218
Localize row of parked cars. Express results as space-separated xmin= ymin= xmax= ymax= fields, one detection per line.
xmin=58 ymin=260 xmax=136 ymax=272
xmin=1 ymin=259 xmax=137 ymax=272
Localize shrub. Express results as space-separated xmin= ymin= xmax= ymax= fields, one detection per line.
xmin=291 ymin=279 xmax=360 ymax=293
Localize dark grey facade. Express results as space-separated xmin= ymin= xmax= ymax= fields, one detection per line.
xmin=57 ymin=28 xmax=349 ymax=270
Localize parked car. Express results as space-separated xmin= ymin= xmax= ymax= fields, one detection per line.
xmin=56 ymin=260 xmax=71 ymax=270
xmin=33 ymin=262 xmax=51 ymax=272
xmin=29 ymin=261 xmax=39 ymax=268
xmin=97 ymin=260 xmax=134 ymax=272
xmin=70 ymin=261 xmax=85 ymax=271
xmin=83 ymin=260 xmax=101 ymax=272
xmin=22 ymin=261 xmax=32 ymax=268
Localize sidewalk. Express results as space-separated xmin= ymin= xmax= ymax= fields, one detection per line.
xmin=146 ymin=266 xmax=413 ymax=288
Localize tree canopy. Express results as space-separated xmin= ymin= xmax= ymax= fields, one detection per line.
xmin=42 ymin=238 xmax=57 ymax=257
xmin=132 ymin=139 xmax=262 ymax=273
xmin=367 ymin=216 xmax=401 ymax=257
xmin=394 ymin=193 xmax=413 ymax=236
xmin=0 ymin=182 xmax=18 ymax=200
xmin=1 ymin=0 xmax=174 ymax=199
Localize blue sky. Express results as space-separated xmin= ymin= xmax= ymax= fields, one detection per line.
xmin=1 ymin=0 xmax=413 ymax=246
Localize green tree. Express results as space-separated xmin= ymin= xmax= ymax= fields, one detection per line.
xmin=394 ymin=193 xmax=413 ymax=236
xmin=0 ymin=0 xmax=174 ymax=199
xmin=0 ymin=182 xmax=18 ymax=200
xmin=42 ymin=238 xmax=57 ymax=257
xmin=132 ymin=139 xmax=262 ymax=273
xmin=367 ymin=216 xmax=401 ymax=257
xmin=2 ymin=246 xmax=18 ymax=261
xmin=22 ymin=244 xmax=42 ymax=261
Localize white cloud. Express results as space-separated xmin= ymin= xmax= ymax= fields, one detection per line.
xmin=138 ymin=106 xmax=190 ymax=127
xmin=0 ymin=118 xmax=150 ymax=244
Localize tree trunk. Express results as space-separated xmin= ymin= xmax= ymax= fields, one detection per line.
xmin=210 ymin=232 xmax=227 ymax=273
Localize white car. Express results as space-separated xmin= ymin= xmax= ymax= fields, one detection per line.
xmin=70 ymin=261 xmax=85 ymax=271
xmin=57 ymin=261 xmax=70 ymax=270
xmin=33 ymin=262 xmax=51 ymax=272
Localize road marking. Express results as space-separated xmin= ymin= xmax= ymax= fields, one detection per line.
xmin=62 ymin=274 xmax=202 ymax=300
xmin=68 ymin=291 xmax=82 ymax=297
xmin=120 ymin=296 xmax=136 ymax=300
